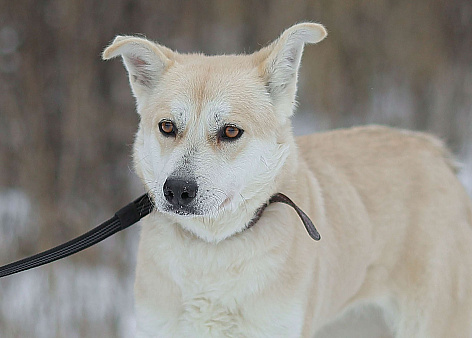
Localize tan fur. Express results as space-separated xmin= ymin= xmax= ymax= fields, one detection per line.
xmin=295 ymin=126 xmax=472 ymax=336
xmin=102 ymin=23 xmax=472 ymax=337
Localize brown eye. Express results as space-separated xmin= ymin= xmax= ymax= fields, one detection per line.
xmin=159 ymin=120 xmax=176 ymax=137
xmin=220 ymin=125 xmax=243 ymax=141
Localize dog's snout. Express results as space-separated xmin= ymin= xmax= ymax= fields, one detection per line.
xmin=163 ymin=178 xmax=198 ymax=207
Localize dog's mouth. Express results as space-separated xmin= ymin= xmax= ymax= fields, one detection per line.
xmin=158 ymin=191 xmax=236 ymax=218
xmin=162 ymin=204 xmax=204 ymax=217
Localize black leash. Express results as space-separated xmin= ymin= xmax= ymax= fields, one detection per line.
xmin=0 ymin=192 xmax=319 ymax=279
xmin=0 ymin=194 xmax=153 ymax=278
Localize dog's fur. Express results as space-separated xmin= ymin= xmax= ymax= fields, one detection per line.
xmin=103 ymin=23 xmax=472 ymax=337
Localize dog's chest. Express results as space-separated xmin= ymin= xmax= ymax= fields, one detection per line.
xmin=138 ymin=232 xmax=304 ymax=337
xmin=174 ymin=281 xmax=303 ymax=338
xmin=178 ymin=287 xmax=244 ymax=336
xmin=171 ymin=256 xmax=255 ymax=333
xmin=137 ymin=261 xmax=248 ymax=336
xmin=170 ymin=250 xmax=304 ymax=337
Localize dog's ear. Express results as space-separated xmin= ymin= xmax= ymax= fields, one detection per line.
xmin=102 ymin=36 xmax=175 ymax=101
xmin=256 ymin=23 xmax=327 ymax=117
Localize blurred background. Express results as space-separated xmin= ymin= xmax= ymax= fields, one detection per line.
xmin=0 ymin=0 xmax=471 ymax=337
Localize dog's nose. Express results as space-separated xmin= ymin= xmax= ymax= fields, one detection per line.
xmin=163 ymin=178 xmax=198 ymax=207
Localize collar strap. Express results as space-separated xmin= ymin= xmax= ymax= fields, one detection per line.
xmin=0 ymin=192 xmax=320 ymax=278
xmin=247 ymin=193 xmax=321 ymax=241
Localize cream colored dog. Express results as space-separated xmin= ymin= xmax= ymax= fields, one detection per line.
xmin=102 ymin=23 xmax=472 ymax=337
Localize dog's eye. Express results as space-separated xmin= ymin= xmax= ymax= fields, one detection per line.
xmin=220 ymin=125 xmax=244 ymax=141
xmin=159 ymin=120 xmax=177 ymax=137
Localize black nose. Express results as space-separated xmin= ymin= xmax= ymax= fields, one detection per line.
xmin=163 ymin=178 xmax=198 ymax=207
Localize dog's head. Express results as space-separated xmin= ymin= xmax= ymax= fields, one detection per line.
xmin=103 ymin=23 xmax=326 ymax=242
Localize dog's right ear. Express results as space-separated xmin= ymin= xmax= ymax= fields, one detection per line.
xmin=102 ymin=36 xmax=174 ymax=101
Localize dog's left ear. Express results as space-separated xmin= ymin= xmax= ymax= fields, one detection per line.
xmin=256 ymin=23 xmax=327 ymax=117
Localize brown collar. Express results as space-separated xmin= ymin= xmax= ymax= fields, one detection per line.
xmin=246 ymin=193 xmax=320 ymax=241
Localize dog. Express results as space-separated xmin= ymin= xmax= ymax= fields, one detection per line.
xmin=102 ymin=22 xmax=472 ymax=337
